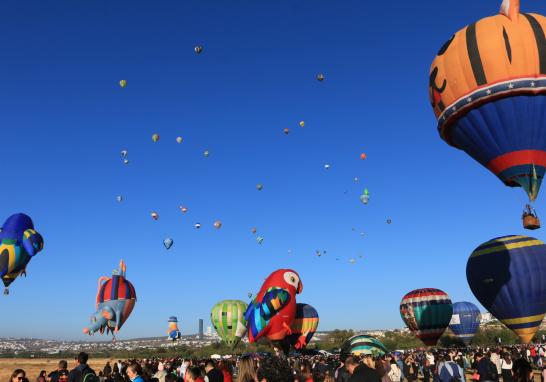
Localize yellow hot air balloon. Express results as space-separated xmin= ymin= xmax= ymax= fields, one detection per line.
xmin=119 ymin=80 xmax=127 ymax=88
xmin=214 ymin=220 xmax=222 ymax=229
xmin=299 ymin=121 xmax=305 ymax=128
xmin=176 ymin=137 xmax=183 ymax=144
xmin=152 ymin=134 xmax=160 ymax=142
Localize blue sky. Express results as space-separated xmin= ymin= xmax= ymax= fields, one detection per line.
xmin=1 ymin=0 xmax=545 ymax=340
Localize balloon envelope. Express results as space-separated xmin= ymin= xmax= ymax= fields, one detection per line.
xmin=284 ymin=303 xmax=319 ymax=349
xmin=467 ymin=235 xmax=546 ymax=343
xmin=341 ymin=335 xmax=388 ymax=357
xmin=400 ymin=288 xmax=453 ymax=346
xmin=210 ymin=300 xmax=248 ymax=346
xmin=449 ymin=301 xmax=481 ymax=345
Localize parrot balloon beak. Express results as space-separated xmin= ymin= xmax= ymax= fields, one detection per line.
xmin=83 ymin=328 xmax=89 ymax=334
xmin=297 ymin=280 xmax=303 ymax=294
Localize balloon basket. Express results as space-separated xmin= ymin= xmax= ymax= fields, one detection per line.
xmin=523 ymin=215 xmax=541 ymax=230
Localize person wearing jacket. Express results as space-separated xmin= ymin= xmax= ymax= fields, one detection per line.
xmin=346 ymin=356 xmax=381 ymax=382
xmin=438 ymin=355 xmax=464 ymax=382
xmin=68 ymin=353 xmax=95 ymax=382
xmin=126 ymin=364 xmax=144 ymax=382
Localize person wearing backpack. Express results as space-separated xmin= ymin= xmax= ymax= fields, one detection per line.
xmin=68 ymin=352 xmax=97 ymax=382
xmin=475 ymin=353 xmax=498 ymax=382
xmin=438 ymin=354 xmax=464 ymax=382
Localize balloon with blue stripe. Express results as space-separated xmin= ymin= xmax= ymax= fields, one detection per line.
xmin=449 ymin=301 xmax=481 ymax=345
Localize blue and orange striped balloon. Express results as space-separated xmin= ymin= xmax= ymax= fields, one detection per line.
xmin=285 ymin=303 xmax=319 ymax=349
xmin=400 ymin=288 xmax=453 ymax=346
xmin=467 ymin=235 xmax=546 ymax=343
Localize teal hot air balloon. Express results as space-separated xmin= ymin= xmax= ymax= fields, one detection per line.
xmin=467 ymin=235 xmax=546 ymax=343
xmin=340 ymin=335 xmax=388 ymax=358
xmin=400 ymin=288 xmax=453 ymax=346
xmin=449 ymin=302 xmax=481 ymax=345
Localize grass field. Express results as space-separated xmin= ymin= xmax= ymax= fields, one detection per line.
xmin=0 ymin=359 xmax=112 ymax=382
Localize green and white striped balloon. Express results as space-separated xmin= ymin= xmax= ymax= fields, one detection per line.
xmin=210 ymin=300 xmax=248 ymax=346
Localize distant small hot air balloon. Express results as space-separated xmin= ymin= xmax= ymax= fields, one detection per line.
xmin=248 ymin=292 xmax=253 ymax=299
xmin=387 ymin=218 xmax=392 ymax=224
xmin=316 ymin=73 xmax=325 ymax=82
xmin=203 ymin=150 xmax=210 ymax=157
xmin=214 ymin=220 xmax=222 ymax=229
xmin=299 ymin=121 xmax=305 ymax=128
xmin=256 ymin=236 xmax=264 ymax=245
xmin=176 ymin=137 xmax=183 ymax=144
xmin=449 ymin=301 xmax=481 ymax=345
xmin=167 ymin=316 xmax=181 ymax=341
xmin=152 ymin=134 xmax=160 ymax=142
xmin=349 ymin=259 xmax=356 ymax=264
xmin=121 ymin=150 xmax=128 ymax=158
xmin=360 ymin=189 xmax=369 ymax=204
xmin=211 ymin=300 xmax=248 ymax=348
xmin=283 ymin=128 xmax=290 ymax=135
xmin=256 ymin=184 xmax=263 ymax=191
xmin=116 ymin=195 xmax=123 ymax=203
xmin=354 ymin=177 xmax=359 ymax=182
xmin=194 ymin=45 xmax=203 ymax=54
xmin=151 ymin=212 xmax=159 ymax=221
xmin=360 ymin=153 xmax=367 ymax=160
xmin=251 ymin=227 xmax=257 ymax=234
xmin=163 ymin=238 xmax=173 ymax=250
xmin=324 ymin=164 xmax=331 ymax=170
xmin=123 ymin=159 xmax=129 ymax=165
xmin=179 ymin=206 xmax=188 ymax=213
xmin=195 ymin=223 xmax=201 ymax=229
xmin=119 ymin=80 xmax=127 ymax=88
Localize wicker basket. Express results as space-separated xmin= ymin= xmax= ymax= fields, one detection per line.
xmin=523 ymin=215 xmax=541 ymax=230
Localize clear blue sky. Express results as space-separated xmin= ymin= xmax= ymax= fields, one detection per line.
xmin=1 ymin=0 xmax=544 ymax=340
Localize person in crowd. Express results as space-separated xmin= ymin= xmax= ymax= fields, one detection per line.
xmin=404 ymin=356 xmax=418 ymax=382
xmin=126 ymin=364 xmax=144 ymax=382
xmin=335 ymin=358 xmax=350 ymax=382
xmin=217 ymin=361 xmax=232 ymax=382
xmin=500 ymin=353 xmax=513 ymax=382
xmin=256 ymin=356 xmax=293 ymax=382
xmin=102 ymin=364 xmax=112 ymax=379
xmin=475 ymin=353 xmax=498 ymax=382
xmin=236 ymin=356 xmax=257 ymax=382
xmin=48 ymin=361 xmax=68 ymax=382
xmin=204 ymin=360 xmax=224 ymax=382
xmin=299 ymin=359 xmax=313 ymax=382
xmin=186 ymin=367 xmax=205 ymax=382
xmin=345 ymin=355 xmax=381 ymax=382
xmin=10 ymin=370 xmax=26 ymax=382
xmin=68 ymin=352 xmax=96 ymax=382
xmin=512 ymin=359 xmax=533 ymax=382
xmin=438 ymin=353 xmax=464 ymax=382
xmin=387 ymin=359 xmax=401 ymax=382
xmin=374 ymin=358 xmax=390 ymax=382
xmin=36 ymin=371 xmax=47 ymax=382
xmin=153 ymin=363 xmax=167 ymax=382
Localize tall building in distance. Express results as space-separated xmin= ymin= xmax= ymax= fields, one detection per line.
xmin=198 ymin=319 xmax=204 ymax=339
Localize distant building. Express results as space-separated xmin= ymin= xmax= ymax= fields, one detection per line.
xmin=199 ymin=319 xmax=204 ymax=339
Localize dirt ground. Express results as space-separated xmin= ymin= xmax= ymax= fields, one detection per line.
xmin=0 ymin=358 xmax=112 ymax=382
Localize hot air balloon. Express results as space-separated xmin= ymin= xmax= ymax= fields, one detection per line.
xmin=194 ymin=223 xmax=201 ymax=229
xmin=256 ymin=184 xmax=263 ymax=191
xmin=429 ymin=0 xmax=546 ymax=227
xmin=0 ymin=213 xmax=44 ymax=295
xmin=121 ymin=150 xmax=128 ymax=158
xmin=299 ymin=121 xmax=305 ymax=128
xmin=163 ymin=238 xmax=173 ymax=250
xmin=360 ymin=153 xmax=367 ymax=160
xmin=324 ymin=164 xmax=331 ymax=170
xmin=179 ymin=206 xmax=188 ymax=213
xmin=251 ymin=227 xmax=257 ymax=234
xmin=449 ymin=301 xmax=481 ymax=345
xmin=340 ymin=335 xmax=388 ymax=358
xmin=284 ymin=303 xmax=319 ymax=350
xmin=248 ymin=292 xmax=253 ymax=299
xmin=119 ymin=80 xmax=127 ymax=88
xmin=360 ymin=189 xmax=369 ymax=204
xmin=214 ymin=220 xmax=222 ymax=229
xmin=123 ymin=159 xmax=129 ymax=165
xmin=400 ymin=288 xmax=453 ymax=346
xmin=83 ymin=260 xmax=136 ymax=338
xmin=167 ymin=316 xmax=181 ymax=341
xmin=210 ymin=300 xmax=248 ymax=347
xmin=316 ymin=74 xmax=325 ymax=82
xmin=283 ymin=128 xmax=290 ymax=135
xmin=152 ymin=134 xmax=160 ymax=142
xmin=194 ymin=46 xmax=203 ymax=54
xmin=467 ymin=235 xmax=546 ymax=343
xmin=176 ymin=137 xmax=183 ymax=144
xmin=387 ymin=218 xmax=392 ymax=224
xmin=203 ymin=150 xmax=210 ymax=157
xmin=151 ymin=212 xmax=159 ymax=221
xmin=116 ymin=195 xmax=123 ymax=203
xmin=256 ymin=236 xmax=264 ymax=245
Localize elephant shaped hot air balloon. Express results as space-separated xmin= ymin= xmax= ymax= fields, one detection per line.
xmin=283 ymin=303 xmax=319 ymax=350
xmin=340 ymin=335 xmax=388 ymax=358
xmin=430 ymin=0 xmax=546 ymax=223
xmin=210 ymin=300 xmax=248 ymax=348
xmin=83 ymin=260 xmax=137 ymax=337
xmin=449 ymin=301 xmax=481 ymax=345
xmin=467 ymin=235 xmax=546 ymax=343
xmin=0 ymin=213 xmax=44 ymax=295
xmin=400 ymin=288 xmax=453 ymax=346
xmin=167 ymin=316 xmax=181 ymax=341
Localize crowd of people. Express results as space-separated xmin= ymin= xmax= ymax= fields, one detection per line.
xmin=8 ymin=344 xmax=546 ymax=382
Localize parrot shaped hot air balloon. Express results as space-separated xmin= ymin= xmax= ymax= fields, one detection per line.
xmin=400 ymin=288 xmax=453 ymax=346
xmin=244 ymin=269 xmax=303 ymax=351
xmin=430 ymin=0 xmax=546 ymax=223
xmin=83 ymin=260 xmax=137 ymax=338
xmin=283 ymin=303 xmax=319 ymax=350
xmin=449 ymin=301 xmax=481 ymax=345
xmin=211 ymin=300 xmax=248 ymax=348
xmin=0 ymin=213 xmax=44 ymax=295
xmin=167 ymin=316 xmax=181 ymax=341
xmin=467 ymin=235 xmax=546 ymax=343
